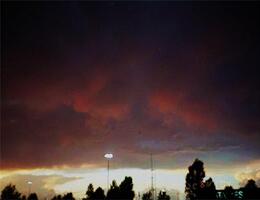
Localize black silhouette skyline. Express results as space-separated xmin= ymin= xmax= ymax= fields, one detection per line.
xmin=1 ymin=159 xmax=260 ymax=200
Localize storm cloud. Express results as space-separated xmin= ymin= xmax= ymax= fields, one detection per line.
xmin=1 ymin=2 xmax=260 ymax=171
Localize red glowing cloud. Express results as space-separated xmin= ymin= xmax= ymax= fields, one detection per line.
xmin=149 ymin=89 xmax=218 ymax=130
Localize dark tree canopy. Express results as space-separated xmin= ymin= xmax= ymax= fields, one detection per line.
xmin=223 ymin=186 xmax=235 ymax=200
xmin=142 ymin=190 xmax=153 ymax=200
xmin=83 ymin=177 xmax=134 ymax=200
xmin=51 ymin=195 xmax=62 ymax=200
xmin=107 ymin=180 xmax=120 ymax=200
xmin=242 ymin=179 xmax=260 ymax=199
xmin=185 ymin=159 xmax=217 ymax=200
xmin=157 ymin=191 xmax=170 ymax=200
xmin=119 ymin=177 xmax=135 ymax=200
xmin=93 ymin=187 xmax=105 ymax=200
xmin=142 ymin=191 xmax=153 ymax=200
xmin=1 ymin=184 xmax=22 ymax=200
xmin=244 ymin=179 xmax=258 ymax=189
xmin=86 ymin=177 xmax=135 ymax=200
xmin=21 ymin=195 xmax=26 ymax=200
xmin=62 ymin=193 xmax=75 ymax=200
xmin=185 ymin=159 xmax=206 ymax=200
xmin=52 ymin=193 xmax=75 ymax=200
xmin=27 ymin=193 xmax=38 ymax=200
xmin=83 ymin=184 xmax=105 ymax=200
xmin=200 ymin=178 xmax=217 ymax=199
xmin=83 ymin=184 xmax=95 ymax=200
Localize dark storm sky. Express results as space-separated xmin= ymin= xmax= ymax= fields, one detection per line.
xmin=1 ymin=2 xmax=260 ymax=170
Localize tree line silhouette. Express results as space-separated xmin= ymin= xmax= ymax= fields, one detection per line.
xmin=185 ymin=159 xmax=260 ymax=200
xmin=1 ymin=159 xmax=260 ymax=200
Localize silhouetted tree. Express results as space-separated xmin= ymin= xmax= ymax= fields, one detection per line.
xmin=83 ymin=184 xmax=105 ymax=200
xmin=107 ymin=180 xmax=120 ymax=200
xmin=200 ymin=178 xmax=216 ymax=199
xmin=142 ymin=191 xmax=152 ymax=200
xmin=223 ymin=186 xmax=235 ymax=199
xmin=62 ymin=193 xmax=75 ymax=200
xmin=51 ymin=195 xmax=62 ymax=200
xmin=119 ymin=177 xmax=135 ymax=200
xmin=185 ymin=159 xmax=205 ymax=200
xmin=242 ymin=179 xmax=260 ymax=199
xmin=1 ymin=184 xmax=22 ymax=200
xmin=158 ymin=191 xmax=170 ymax=200
xmin=93 ymin=187 xmax=105 ymax=200
xmin=84 ymin=184 xmax=95 ymax=200
xmin=27 ymin=193 xmax=38 ymax=200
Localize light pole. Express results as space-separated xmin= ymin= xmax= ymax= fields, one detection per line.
xmin=104 ymin=153 xmax=113 ymax=191
xmin=150 ymin=154 xmax=154 ymax=200
xmin=27 ymin=181 xmax=32 ymax=196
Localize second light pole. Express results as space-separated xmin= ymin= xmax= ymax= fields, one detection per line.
xmin=104 ymin=153 xmax=113 ymax=191
xmin=27 ymin=181 xmax=32 ymax=196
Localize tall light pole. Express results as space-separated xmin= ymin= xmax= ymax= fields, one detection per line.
xmin=27 ymin=181 xmax=32 ymax=196
xmin=150 ymin=154 xmax=154 ymax=200
xmin=104 ymin=153 xmax=113 ymax=191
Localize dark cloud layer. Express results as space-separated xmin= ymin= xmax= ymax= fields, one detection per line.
xmin=1 ymin=2 xmax=260 ymax=170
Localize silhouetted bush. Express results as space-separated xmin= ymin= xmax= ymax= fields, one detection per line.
xmin=200 ymin=178 xmax=217 ymax=199
xmin=51 ymin=193 xmax=75 ymax=200
xmin=51 ymin=194 xmax=63 ymax=200
xmin=27 ymin=193 xmax=38 ymax=200
xmin=106 ymin=177 xmax=134 ymax=200
xmin=142 ymin=191 xmax=152 ymax=200
xmin=62 ymin=193 xmax=75 ymax=200
xmin=107 ymin=180 xmax=120 ymax=200
xmin=93 ymin=187 xmax=105 ymax=200
xmin=157 ymin=191 xmax=170 ymax=200
xmin=242 ymin=179 xmax=260 ymax=199
xmin=118 ymin=177 xmax=135 ymax=200
xmin=223 ymin=186 xmax=235 ymax=199
xmin=83 ymin=184 xmax=105 ymax=200
xmin=1 ymin=184 xmax=22 ymax=200
xmin=83 ymin=184 xmax=95 ymax=200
